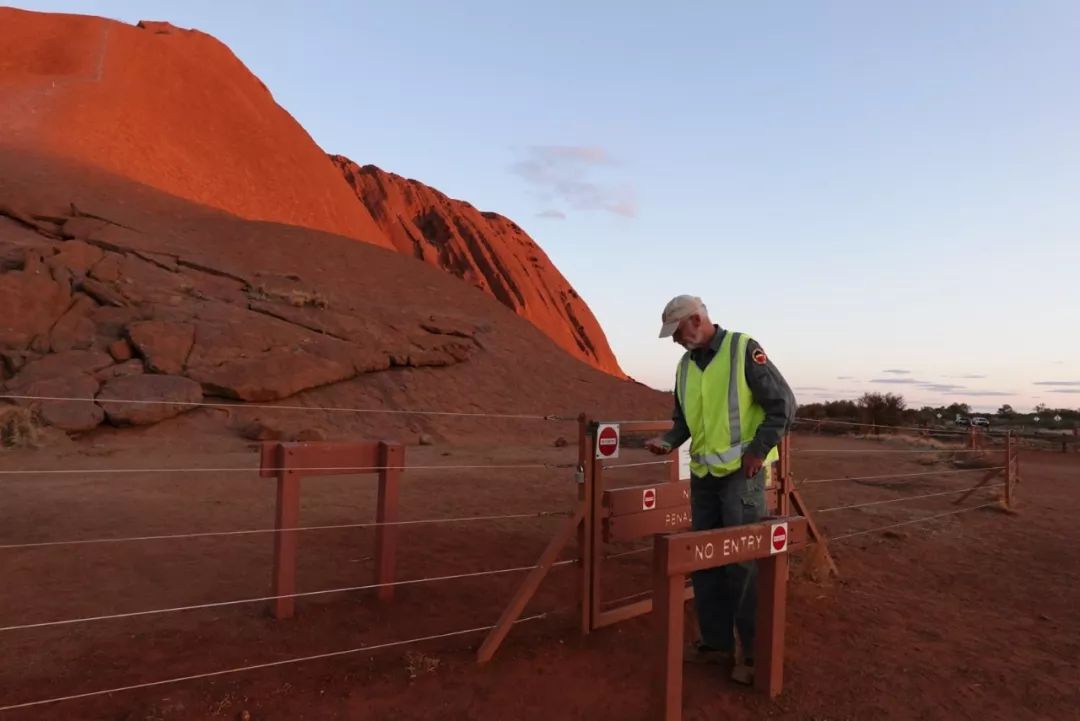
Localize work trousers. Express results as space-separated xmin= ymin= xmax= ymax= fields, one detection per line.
xmin=689 ymin=465 xmax=766 ymax=657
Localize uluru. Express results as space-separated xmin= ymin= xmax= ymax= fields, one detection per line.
xmin=0 ymin=6 xmax=623 ymax=378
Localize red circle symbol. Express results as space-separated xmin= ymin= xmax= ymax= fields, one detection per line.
xmin=597 ymin=426 xmax=619 ymax=457
xmin=642 ymin=488 xmax=656 ymax=510
xmin=771 ymin=525 xmax=788 ymax=552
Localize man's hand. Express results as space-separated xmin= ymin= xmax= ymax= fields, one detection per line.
xmin=645 ymin=437 xmax=673 ymax=455
xmin=741 ymin=452 xmax=764 ymax=479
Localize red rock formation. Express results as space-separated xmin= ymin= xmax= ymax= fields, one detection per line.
xmin=332 ymin=157 xmax=625 ymax=377
xmin=0 ymin=8 xmax=387 ymax=247
xmin=0 ymin=7 xmax=625 ymax=378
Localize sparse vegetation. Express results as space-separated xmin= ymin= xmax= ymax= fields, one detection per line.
xmin=0 ymin=406 xmax=40 ymax=449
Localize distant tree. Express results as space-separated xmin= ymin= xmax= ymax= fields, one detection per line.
xmin=945 ymin=402 xmax=971 ymax=418
xmin=858 ymin=392 xmax=906 ymax=428
xmin=1035 ymin=403 xmax=1049 ymax=414
xmin=997 ymin=404 xmax=1015 ymax=417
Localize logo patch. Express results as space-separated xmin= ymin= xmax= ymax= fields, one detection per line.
xmin=752 ymin=348 xmax=768 ymax=365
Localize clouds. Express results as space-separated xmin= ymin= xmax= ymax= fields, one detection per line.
xmin=510 ymin=145 xmax=637 ymax=218
xmin=1034 ymin=381 xmax=1080 ymax=394
xmin=868 ymin=376 xmax=1012 ymax=398
xmin=882 ymin=369 xmax=911 ymax=374
xmin=536 ymin=209 xmax=567 ymax=220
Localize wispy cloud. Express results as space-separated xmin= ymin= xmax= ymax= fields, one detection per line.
xmin=1034 ymin=381 xmax=1080 ymax=386
xmin=536 ymin=209 xmax=566 ymax=220
xmin=919 ymin=383 xmax=965 ymax=393
xmin=1049 ymin=389 xmax=1080 ymax=394
xmin=871 ymin=377 xmax=919 ymax=384
xmin=836 ymin=376 xmax=855 ymax=380
xmin=794 ymin=386 xmax=829 ymax=391
xmin=882 ymin=369 xmax=911 ymax=374
xmin=945 ymin=374 xmax=987 ymax=379
xmin=965 ymin=390 xmax=1014 ymax=397
xmin=510 ymin=145 xmax=637 ymax=218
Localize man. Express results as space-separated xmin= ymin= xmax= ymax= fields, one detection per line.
xmin=645 ymin=294 xmax=796 ymax=684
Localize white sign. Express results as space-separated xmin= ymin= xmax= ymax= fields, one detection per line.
xmin=1054 ymin=415 xmax=1063 ymax=422
xmin=678 ymin=442 xmax=691 ymax=480
xmin=770 ymin=522 xmax=789 ymax=555
xmin=642 ymin=487 xmax=656 ymax=511
xmin=595 ymin=423 xmax=620 ymax=459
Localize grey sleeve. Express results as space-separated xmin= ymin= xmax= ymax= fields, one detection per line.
xmin=744 ymin=338 xmax=796 ymax=459
xmin=662 ymin=366 xmax=691 ymax=449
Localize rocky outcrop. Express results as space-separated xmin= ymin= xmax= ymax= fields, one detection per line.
xmin=0 ymin=254 xmax=71 ymax=350
xmin=25 ymin=374 xmax=103 ymax=432
xmin=331 ymin=157 xmax=625 ymax=378
xmin=1 ymin=205 xmax=485 ymax=434
xmin=126 ymin=320 xmax=194 ymax=375
xmin=0 ymin=7 xmax=625 ymax=380
xmin=97 ymin=374 xmax=202 ymax=426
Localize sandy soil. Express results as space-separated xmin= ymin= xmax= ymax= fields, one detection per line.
xmin=0 ymin=429 xmax=1077 ymax=721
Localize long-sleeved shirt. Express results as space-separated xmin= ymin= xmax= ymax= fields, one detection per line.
xmin=661 ymin=325 xmax=796 ymax=460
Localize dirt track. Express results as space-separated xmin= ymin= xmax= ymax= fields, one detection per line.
xmin=0 ymin=429 xmax=1077 ymax=720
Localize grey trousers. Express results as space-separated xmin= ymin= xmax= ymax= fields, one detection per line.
xmin=688 ymin=466 xmax=766 ymax=656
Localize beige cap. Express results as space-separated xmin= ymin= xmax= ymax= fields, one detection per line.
xmin=658 ymin=295 xmax=705 ymax=338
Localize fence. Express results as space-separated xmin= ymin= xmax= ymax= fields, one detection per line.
xmin=0 ymin=395 xmax=1024 ymax=715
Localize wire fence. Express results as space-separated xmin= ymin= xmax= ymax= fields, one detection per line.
xmin=0 ymin=393 xmax=577 ymax=422
xmin=0 ymin=399 xmax=1020 ymax=712
xmin=0 ymin=559 xmax=577 ymax=634
xmin=798 ymin=466 xmax=1004 ymax=487
xmin=0 ymin=461 xmax=576 ymax=477
xmin=828 ymin=503 xmax=1000 ymax=542
xmin=0 ymin=612 xmax=552 ymax=712
xmin=0 ymin=510 xmax=571 ymax=551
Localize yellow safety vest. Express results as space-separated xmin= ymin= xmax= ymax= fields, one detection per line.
xmin=676 ymin=331 xmax=779 ymax=479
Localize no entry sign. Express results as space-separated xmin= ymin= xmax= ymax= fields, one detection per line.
xmin=770 ymin=522 xmax=788 ymax=555
xmin=642 ymin=487 xmax=657 ymax=511
xmin=595 ymin=423 xmax=620 ymax=459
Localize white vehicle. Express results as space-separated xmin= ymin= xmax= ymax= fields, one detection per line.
xmin=970 ymin=416 xmax=990 ymax=428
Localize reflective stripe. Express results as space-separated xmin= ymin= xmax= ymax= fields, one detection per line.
xmin=727 ymin=332 xmax=742 ymax=447
xmin=691 ymin=441 xmax=751 ymax=466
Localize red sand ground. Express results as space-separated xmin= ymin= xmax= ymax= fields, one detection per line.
xmin=0 ymin=431 xmax=1077 ymax=720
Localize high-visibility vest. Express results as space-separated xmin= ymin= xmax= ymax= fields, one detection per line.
xmin=676 ymin=331 xmax=779 ymax=479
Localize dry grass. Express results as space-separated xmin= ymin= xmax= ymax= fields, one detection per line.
xmin=0 ymin=405 xmax=40 ymax=449
xmin=846 ymin=432 xmax=963 ymax=452
xmin=404 ymin=650 xmax=441 ymax=680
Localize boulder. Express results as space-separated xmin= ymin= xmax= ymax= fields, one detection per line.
xmin=24 ymin=374 xmax=104 ymax=432
xmin=108 ymin=338 xmax=134 ymax=361
xmin=126 ymin=320 xmax=195 ymax=375
xmin=97 ymin=374 xmax=203 ymax=426
xmin=49 ymin=294 xmax=98 ymax=352
xmin=0 ymin=265 xmax=71 ymax=349
xmin=47 ymin=240 xmax=104 ymax=275
xmin=79 ymin=278 xmax=127 ymax=307
xmin=236 ymin=419 xmax=288 ymax=442
xmin=8 ymin=350 xmax=113 ymax=389
xmin=89 ymin=253 xmax=122 ymax=283
xmin=94 ymin=360 xmax=145 ymax=382
xmin=188 ymin=349 xmax=355 ymax=402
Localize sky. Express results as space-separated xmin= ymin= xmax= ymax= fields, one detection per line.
xmin=18 ymin=0 xmax=1080 ymax=412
